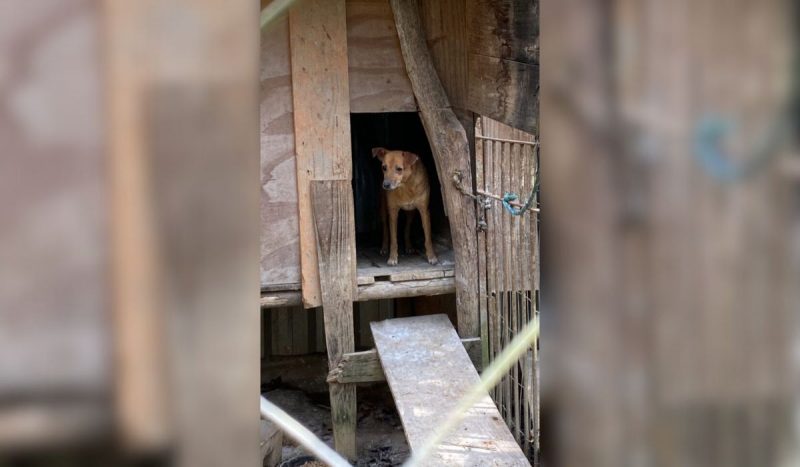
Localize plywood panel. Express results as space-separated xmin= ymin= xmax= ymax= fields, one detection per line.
xmin=290 ymin=0 xmax=353 ymax=307
xmin=419 ymin=0 xmax=469 ymax=109
xmin=261 ymin=14 xmax=301 ymax=288
xmin=347 ymin=0 xmax=416 ymax=112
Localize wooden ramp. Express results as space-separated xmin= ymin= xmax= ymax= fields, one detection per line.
xmin=371 ymin=315 xmax=529 ymax=466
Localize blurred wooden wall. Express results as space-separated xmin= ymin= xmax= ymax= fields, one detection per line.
xmin=542 ymin=0 xmax=798 ymax=465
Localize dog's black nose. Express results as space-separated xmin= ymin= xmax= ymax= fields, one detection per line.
xmin=383 ymin=181 xmax=391 ymax=189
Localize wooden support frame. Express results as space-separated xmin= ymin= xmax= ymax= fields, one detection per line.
xmin=389 ymin=0 xmax=481 ymax=338
xmin=327 ymin=337 xmax=482 ymax=384
xmin=311 ymin=180 xmax=357 ymax=459
xmin=260 ymin=277 xmax=457 ymax=309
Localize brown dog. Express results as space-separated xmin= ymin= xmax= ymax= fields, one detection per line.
xmin=372 ymin=147 xmax=438 ymax=266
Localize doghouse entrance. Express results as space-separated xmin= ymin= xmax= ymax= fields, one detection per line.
xmin=350 ymin=113 xmax=454 ymax=289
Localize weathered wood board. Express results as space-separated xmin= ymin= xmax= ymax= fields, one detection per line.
xmin=261 ymin=14 xmax=301 ymax=288
xmin=468 ymin=55 xmax=538 ymax=134
xmin=466 ymin=0 xmax=538 ymax=133
xmin=290 ymin=0 xmax=353 ymax=307
xmin=347 ymin=0 xmax=416 ymax=112
xmin=467 ymin=0 xmax=538 ymax=63
xmin=356 ymin=247 xmax=455 ymax=283
xmin=311 ymin=180 xmax=357 ymax=458
xmin=419 ymin=0 xmax=470 ymax=110
xmin=371 ymin=315 xmax=529 ymax=466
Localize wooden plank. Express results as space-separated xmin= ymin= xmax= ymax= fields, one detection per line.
xmin=467 ymin=54 xmax=538 ymax=134
xmin=327 ymin=349 xmax=385 ymax=384
xmin=260 ymin=291 xmax=303 ymax=308
xmin=311 ymin=180 xmax=357 ymax=458
xmin=356 ymin=246 xmax=455 ymax=281
xmin=262 ymin=277 xmax=456 ymax=307
xmin=467 ymin=0 xmax=538 ymax=64
xmin=465 ymin=0 xmax=538 ymax=133
xmin=390 ymin=0 xmax=481 ymax=338
xmin=357 ymin=277 xmax=455 ymax=301
xmin=371 ymin=315 xmax=528 ymax=465
xmin=328 ymin=337 xmax=483 ymax=384
xmin=475 ymin=118 xmax=490 ymax=368
xmin=261 ymin=14 xmax=301 ymax=287
xmin=346 ymin=0 xmax=416 ymax=112
xmin=419 ymin=0 xmax=469 ymax=109
xmin=492 ymin=138 xmax=506 ymax=412
xmin=290 ymin=0 xmax=353 ymax=308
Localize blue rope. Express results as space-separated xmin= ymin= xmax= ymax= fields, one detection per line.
xmin=501 ymin=176 xmax=540 ymax=216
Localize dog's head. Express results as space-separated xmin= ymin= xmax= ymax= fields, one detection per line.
xmin=372 ymin=147 xmax=419 ymax=191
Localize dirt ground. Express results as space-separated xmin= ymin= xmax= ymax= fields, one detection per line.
xmin=263 ymin=354 xmax=410 ymax=466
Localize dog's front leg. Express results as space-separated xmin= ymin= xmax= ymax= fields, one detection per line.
xmin=419 ymin=206 xmax=438 ymax=265
xmin=388 ymin=206 xmax=400 ymax=265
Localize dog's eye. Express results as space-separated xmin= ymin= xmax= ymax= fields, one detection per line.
xmin=381 ymin=165 xmax=387 ymax=171
xmin=396 ymin=167 xmax=403 ymax=172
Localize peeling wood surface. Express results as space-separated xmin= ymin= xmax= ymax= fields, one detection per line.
xmin=371 ymin=315 xmax=528 ymax=466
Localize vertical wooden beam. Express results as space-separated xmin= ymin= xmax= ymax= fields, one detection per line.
xmin=290 ymin=0 xmax=353 ymax=308
xmin=106 ymin=0 xmax=259 ymax=464
xmin=389 ymin=0 xmax=481 ymax=338
xmin=105 ymin=0 xmax=170 ymax=451
xmin=312 ymin=180 xmax=357 ymax=459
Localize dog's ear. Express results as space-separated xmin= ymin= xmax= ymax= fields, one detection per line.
xmin=372 ymin=147 xmax=388 ymax=161
xmin=402 ymin=151 xmax=419 ymax=167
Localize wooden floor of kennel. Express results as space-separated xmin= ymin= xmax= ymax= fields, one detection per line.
xmin=260 ymin=0 xmax=539 ymax=463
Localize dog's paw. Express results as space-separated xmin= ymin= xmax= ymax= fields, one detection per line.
xmin=380 ymin=247 xmax=388 ymax=255
xmin=387 ymin=256 xmax=398 ymax=266
xmin=427 ymin=255 xmax=439 ymax=265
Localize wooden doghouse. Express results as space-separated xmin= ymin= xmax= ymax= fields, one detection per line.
xmin=261 ymin=0 xmax=539 ymax=460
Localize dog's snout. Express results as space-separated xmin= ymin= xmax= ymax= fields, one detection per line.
xmin=383 ymin=181 xmax=392 ymax=189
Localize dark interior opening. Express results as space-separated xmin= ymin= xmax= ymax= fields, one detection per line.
xmin=350 ymin=113 xmax=450 ymax=254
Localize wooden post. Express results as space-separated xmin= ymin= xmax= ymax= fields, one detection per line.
xmin=106 ymin=0 xmax=260 ymax=464
xmin=389 ymin=0 xmax=481 ymax=338
xmin=290 ymin=0 xmax=353 ymax=308
xmin=312 ymin=180 xmax=357 ymax=459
